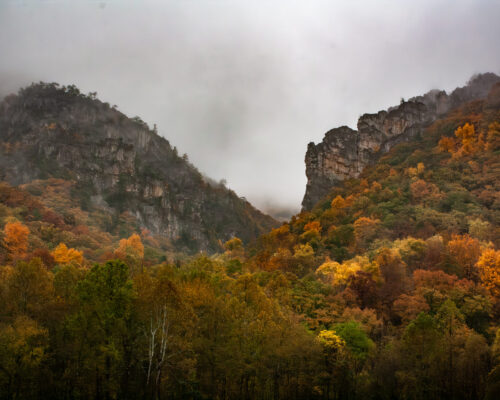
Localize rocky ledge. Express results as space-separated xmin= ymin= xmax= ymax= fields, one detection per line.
xmin=302 ymin=73 xmax=500 ymax=210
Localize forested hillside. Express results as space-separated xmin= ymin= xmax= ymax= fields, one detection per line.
xmin=0 ymin=83 xmax=499 ymax=400
xmin=0 ymin=83 xmax=277 ymax=253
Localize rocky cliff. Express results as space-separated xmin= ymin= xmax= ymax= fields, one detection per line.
xmin=302 ymin=73 xmax=500 ymax=210
xmin=0 ymin=83 xmax=277 ymax=252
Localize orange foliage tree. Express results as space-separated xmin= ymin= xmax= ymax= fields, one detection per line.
xmin=438 ymin=136 xmax=456 ymax=153
xmin=115 ymin=233 xmax=144 ymax=264
xmin=413 ymin=269 xmax=459 ymax=292
xmin=331 ymin=195 xmax=347 ymax=210
xmin=51 ymin=243 xmax=84 ymax=266
xmin=486 ymin=121 xmax=500 ymax=151
xmin=393 ymin=294 xmax=430 ymax=323
xmin=3 ymin=221 xmax=30 ymax=261
xmin=354 ymin=217 xmax=381 ymax=250
xmin=301 ymin=220 xmax=322 ymax=243
xmin=410 ymin=179 xmax=441 ymax=204
xmin=447 ymin=234 xmax=482 ymax=280
xmin=303 ymin=221 xmax=321 ymax=233
xmin=439 ymin=123 xmax=485 ymax=156
xmin=456 ymin=123 xmax=484 ymax=156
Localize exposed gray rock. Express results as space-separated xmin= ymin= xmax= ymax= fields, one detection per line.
xmin=0 ymin=83 xmax=277 ymax=252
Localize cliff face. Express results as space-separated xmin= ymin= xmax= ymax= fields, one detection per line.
xmin=0 ymin=83 xmax=277 ymax=252
xmin=302 ymin=73 xmax=500 ymax=210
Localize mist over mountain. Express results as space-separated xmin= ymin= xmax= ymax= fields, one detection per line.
xmin=0 ymin=82 xmax=277 ymax=253
xmin=1 ymin=1 xmax=500 ymax=214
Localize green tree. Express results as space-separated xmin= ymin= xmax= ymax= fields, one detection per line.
xmin=333 ymin=321 xmax=375 ymax=398
xmin=67 ymin=260 xmax=136 ymax=399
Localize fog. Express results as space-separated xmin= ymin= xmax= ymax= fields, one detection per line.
xmin=1 ymin=0 xmax=499 ymax=218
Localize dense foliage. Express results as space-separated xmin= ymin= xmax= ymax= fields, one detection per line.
xmin=0 ymin=87 xmax=500 ymax=399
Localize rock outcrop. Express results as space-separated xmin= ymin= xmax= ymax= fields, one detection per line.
xmin=302 ymin=73 xmax=500 ymax=210
xmin=0 ymin=83 xmax=278 ymax=252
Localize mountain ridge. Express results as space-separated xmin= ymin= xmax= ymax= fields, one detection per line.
xmin=0 ymin=82 xmax=278 ymax=252
xmin=302 ymin=72 xmax=500 ymax=210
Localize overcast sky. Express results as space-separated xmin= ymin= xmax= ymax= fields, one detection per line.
xmin=1 ymin=0 xmax=499 ymax=218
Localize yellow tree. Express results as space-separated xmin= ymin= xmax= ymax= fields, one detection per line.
xmin=317 ymin=330 xmax=346 ymax=399
xmin=3 ymin=221 xmax=30 ymax=261
xmin=316 ymin=256 xmax=379 ymax=287
xmin=224 ymin=237 xmax=244 ymax=259
xmin=476 ymin=249 xmax=500 ymax=298
xmin=417 ymin=162 xmax=425 ymax=175
xmin=455 ymin=123 xmax=479 ymax=156
xmin=316 ymin=258 xmax=357 ymax=286
xmin=318 ymin=330 xmax=345 ymax=352
xmin=293 ymin=243 xmax=315 ymax=264
xmin=331 ymin=195 xmax=347 ymax=210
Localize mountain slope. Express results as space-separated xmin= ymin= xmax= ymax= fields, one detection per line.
xmin=255 ymin=80 xmax=500 ymax=267
xmin=303 ymin=72 xmax=500 ymax=210
xmin=0 ymin=82 xmax=277 ymax=252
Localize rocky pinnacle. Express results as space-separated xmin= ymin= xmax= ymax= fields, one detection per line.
xmin=302 ymin=73 xmax=500 ymax=210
